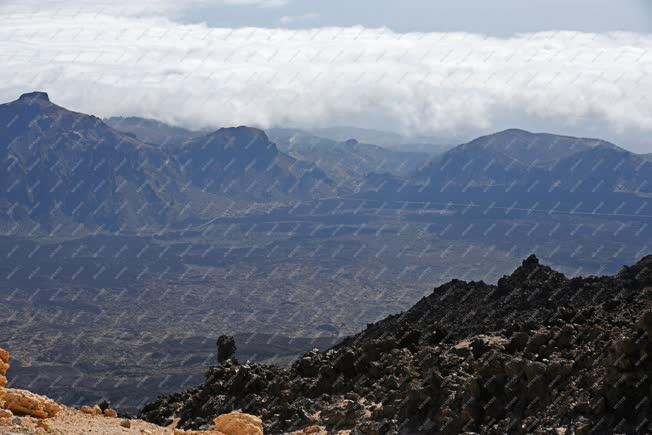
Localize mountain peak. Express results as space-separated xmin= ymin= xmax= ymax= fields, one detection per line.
xmin=522 ymin=253 xmax=540 ymax=267
xmin=18 ymin=91 xmax=50 ymax=103
xmin=496 ymin=254 xmax=567 ymax=291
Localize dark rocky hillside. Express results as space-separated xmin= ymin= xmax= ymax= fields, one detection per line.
xmin=140 ymin=255 xmax=652 ymax=434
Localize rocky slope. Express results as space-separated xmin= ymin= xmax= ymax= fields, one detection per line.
xmin=141 ymin=255 xmax=652 ymax=434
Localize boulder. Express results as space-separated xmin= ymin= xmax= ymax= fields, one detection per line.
xmin=80 ymin=405 xmax=102 ymax=415
xmin=213 ymin=411 xmax=263 ymax=435
xmin=2 ymin=388 xmax=62 ymax=419
xmin=103 ymin=408 xmax=118 ymax=418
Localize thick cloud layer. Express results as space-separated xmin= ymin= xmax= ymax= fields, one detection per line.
xmin=1 ymin=7 xmax=651 ymax=151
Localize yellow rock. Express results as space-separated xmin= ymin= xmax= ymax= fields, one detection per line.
xmin=80 ymin=405 xmax=102 ymax=415
xmin=3 ymin=388 xmax=62 ymax=419
xmin=213 ymin=411 xmax=263 ymax=435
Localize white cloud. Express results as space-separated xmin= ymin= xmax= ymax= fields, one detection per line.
xmin=1 ymin=6 xmax=651 ymax=151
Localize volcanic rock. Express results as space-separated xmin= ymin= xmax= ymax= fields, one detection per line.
xmin=140 ymin=255 xmax=652 ymax=434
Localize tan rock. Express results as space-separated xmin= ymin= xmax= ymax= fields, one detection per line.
xmin=0 ymin=348 xmax=9 ymax=364
xmin=103 ymin=407 xmax=118 ymax=418
xmin=0 ymin=409 xmax=12 ymax=419
xmin=0 ymin=360 xmax=9 ymax=376
xmin=303 ymin=426 xmax=326 ymax=434
xmin=213 ymin=411 xmax=263 ymax=435
xmin=3 ymin=388 xmax=63 ymax=419
xmin=0 ymin=374 xmax=7 ymax=388
xmin=80 ymin=405 xmax=102 ymax=415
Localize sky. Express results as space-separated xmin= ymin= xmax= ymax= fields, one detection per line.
xmin=1 ymin=0 xmax=652 ymax=151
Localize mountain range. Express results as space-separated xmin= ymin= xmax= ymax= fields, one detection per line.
xmin=0 ymin=93 xmax=335 ymax=234
xmin=2 ymin=91 xmax=652 ymax=416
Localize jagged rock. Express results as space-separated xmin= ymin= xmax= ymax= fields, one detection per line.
xmin=217 ymin=335 xmax=237 ymax=365
xmin=213 ymin=411 xmax=263 ymax=435
xmin=2 ymin=388 xmax=62 ymax=419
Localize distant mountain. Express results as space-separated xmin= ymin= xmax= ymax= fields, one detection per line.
xmin=178 ymin=126 xmax=335 ymax=200
xmin=0 ymin=93 xmax=335 ymax=233
xmin=304 ymin=126 xmax=449 ymax=153
xmin=447 ymin=128 xmax=616 ymax=166
xmin=268 ymin=128 xmax=432 ymax=188
xmin=406 ymin=129 xmax=652 ymax=199
xmin=105 ymin=116 xmax=203 ymax=148
xmin=0 ymin=92 xmax=187 ymax=232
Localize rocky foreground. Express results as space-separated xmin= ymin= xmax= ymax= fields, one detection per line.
xmin=0 ymin=347 xmax=267 ymax=434
xmin=141 ymin=255 xmax=652 ymax=434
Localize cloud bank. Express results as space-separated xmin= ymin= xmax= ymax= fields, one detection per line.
xmin=1 ymin=6 xmax=651 ymax=151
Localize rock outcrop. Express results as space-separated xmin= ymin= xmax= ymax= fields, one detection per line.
xmin=213 ymin=411 xmax=263 ymax=435
xmin=2 ymin=388 xmax=63 ymax=419
xmin=0 ymin=347 xmax=63 ymax=419
xmin=141 ymin=255 xmax=652 ymax=434
xmin=0 ymin=348 xmax=8 ymax=412
xmin=0 ymin=348 xmax=8 ymax=389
